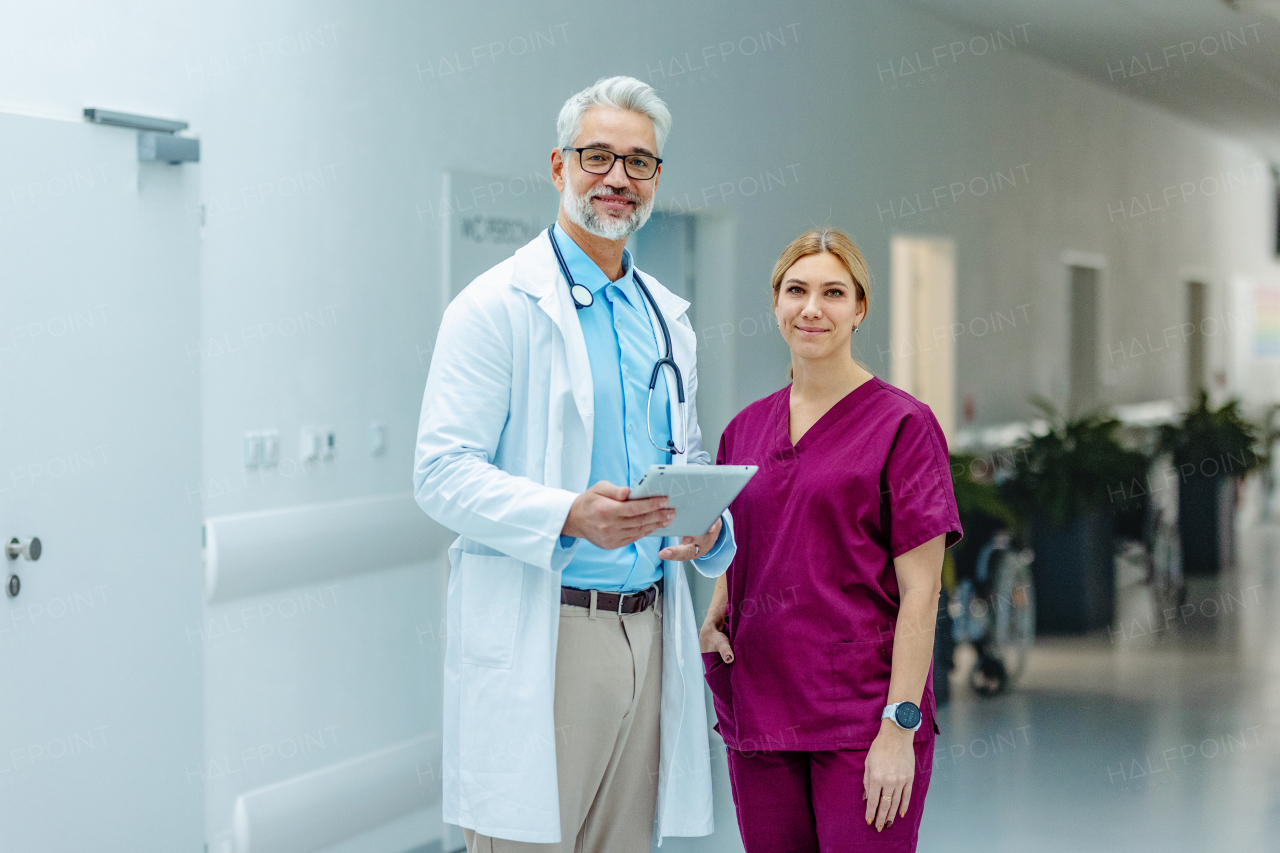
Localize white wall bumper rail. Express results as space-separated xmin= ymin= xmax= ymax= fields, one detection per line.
xmin=204 ymin=492 xmax=451 ymax=603
xmin=233 ymin=735 xmax=440 ymax=853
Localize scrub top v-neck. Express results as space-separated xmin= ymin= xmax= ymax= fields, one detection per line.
xmin=707 ymin=375 xmax=963 ymax=751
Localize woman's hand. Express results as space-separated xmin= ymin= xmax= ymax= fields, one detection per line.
xmin=700 ymin=573 xmax=734 ymax=662
xmin=699 ymin=616 xmax=734 ymax=661
xmin=863 ymin=720 xmax=915 ymax=832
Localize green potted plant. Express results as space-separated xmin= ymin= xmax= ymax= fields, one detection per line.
xmin=1000 ymin=398 xmax=1149 ymax=634
xmin=1156 ymin=392 xmax=1265 ymax=576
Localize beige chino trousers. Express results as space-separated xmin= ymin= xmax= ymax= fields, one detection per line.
xmin=465 ymin=591 xmax=663 ymax=853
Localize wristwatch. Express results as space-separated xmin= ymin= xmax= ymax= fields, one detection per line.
xmin=882 ymin=701 xmax=922 ymax=732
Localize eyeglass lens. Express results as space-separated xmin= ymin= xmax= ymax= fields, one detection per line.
xmin=577 ymin=148 xmax=658 ymax=179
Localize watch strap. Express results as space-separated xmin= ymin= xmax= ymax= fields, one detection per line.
xmin=882 ymin=702 xmax=922 ymax=732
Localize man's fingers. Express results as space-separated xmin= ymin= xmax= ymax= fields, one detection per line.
xmin=616 ymin=496 xmax=671 ymax=518
xmin=589 ymin=480 xmax=630 ymax=501
xmin=612 ymin=507 xmax=674 ymax=533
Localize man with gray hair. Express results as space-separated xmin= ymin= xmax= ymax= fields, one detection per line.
xmin=414 ymin=76 xmax=735 ymax=851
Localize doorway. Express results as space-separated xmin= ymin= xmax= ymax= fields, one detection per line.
xmin=1187 ymin=280 xmax=1207 ymax=400
xmin=890 ymin=235 xmax=957 ymax=439
xmin=1068 ymin=265 xmax=1101 ymax=417
xmin=631 ymin=211 xmax=697 ymax=325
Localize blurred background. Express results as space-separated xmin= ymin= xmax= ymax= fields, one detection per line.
xmin=2 ymin=1 xmax=1279 ymax=851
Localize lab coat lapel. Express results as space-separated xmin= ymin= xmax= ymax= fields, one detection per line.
xmin=512 ymin=231 xmax=595 ymax=433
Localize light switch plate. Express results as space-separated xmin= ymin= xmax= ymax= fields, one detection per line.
xmin=300 ymin=428 xmax=320 ymax=462
xmin=261 ymin=430 xmax=280 ymax=465
xmin=369 ymin=422 xmax=386 ymax=456
xmin=243 ymin=432 xmax=263 ymax=467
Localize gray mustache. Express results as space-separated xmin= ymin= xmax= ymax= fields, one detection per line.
xmin=590 ymin=190 xmax=640 ymax=203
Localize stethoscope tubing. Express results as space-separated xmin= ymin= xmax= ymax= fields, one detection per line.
xmin=547 ymin=224 xmax=687 ymax=456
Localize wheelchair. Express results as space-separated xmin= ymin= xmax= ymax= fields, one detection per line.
xmin=948 ymin=517 xmax=1036 ymax=697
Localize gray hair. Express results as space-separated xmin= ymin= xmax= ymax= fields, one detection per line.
xmin=556 ymin=76 xmax=672 ymax=156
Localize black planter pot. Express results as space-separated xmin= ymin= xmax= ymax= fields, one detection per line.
xmin=1029 ymin=508 xmax=1115 ymax=634
xmin=932 ymin=590 xmax=953 ymax=707
xmin=1178 ymin=472 xmax=1237 ymax=576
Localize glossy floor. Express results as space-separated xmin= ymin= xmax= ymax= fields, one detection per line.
xmin=666 ymin=510 xmax=1279 ymax=852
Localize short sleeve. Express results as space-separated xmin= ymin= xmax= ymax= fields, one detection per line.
xmin=881 ymin=408 xmax=963 ymax=558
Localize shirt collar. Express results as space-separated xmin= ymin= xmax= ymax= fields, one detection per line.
xmin=552 ymin=223 xmax=635 ymax=301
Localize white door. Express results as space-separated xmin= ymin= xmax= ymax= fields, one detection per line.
xmin=890 ymin=236 xmax=957 ymax=439
xmin=0 ymin=111 xmax=203 ymax=850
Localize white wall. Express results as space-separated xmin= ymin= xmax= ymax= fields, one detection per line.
xmin=4 ymin=0 xmax=1278 ymax=848
xmin=6 ymin=0 xmax=1277 ymax=504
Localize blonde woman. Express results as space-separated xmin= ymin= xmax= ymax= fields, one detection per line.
xmin=701 ymin=229 xmax=962 ymax=852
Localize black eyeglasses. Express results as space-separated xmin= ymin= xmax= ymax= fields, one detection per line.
xmin=563 ymin=147 xmax=663 ymax=180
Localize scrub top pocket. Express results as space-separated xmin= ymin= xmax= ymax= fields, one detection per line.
xmin=828 ymin=638 xmax=893 ymax=748
xmin=702 ymin=651 xmax=737 ymax=741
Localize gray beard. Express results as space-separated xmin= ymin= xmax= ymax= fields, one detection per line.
xmin=562 ymin=181 xmax=654 ymax=241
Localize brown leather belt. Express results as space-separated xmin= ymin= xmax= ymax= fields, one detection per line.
xmin=561 ymin=583 xmax=660 ymax=614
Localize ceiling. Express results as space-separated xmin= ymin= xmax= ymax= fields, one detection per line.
xmin=896 ymin=0 xmax=1280 ymax=160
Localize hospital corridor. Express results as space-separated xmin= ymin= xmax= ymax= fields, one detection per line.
xmin=2 ymin=1 xmax=1279 ymax=852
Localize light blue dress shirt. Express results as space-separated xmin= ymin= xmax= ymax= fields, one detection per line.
xmin=551 ymin=224 xmax=728 ymax=591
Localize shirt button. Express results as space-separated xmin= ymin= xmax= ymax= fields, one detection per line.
xmin=624 ymin=368 xmax=630 ymax=378
xmin=628 ymin=423 xmax=633 ymax=433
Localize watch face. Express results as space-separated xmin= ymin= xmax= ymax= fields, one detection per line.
xmin=895 ymin=702 xmax=921 ymax=729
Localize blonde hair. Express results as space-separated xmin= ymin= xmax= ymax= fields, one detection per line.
xmin=770 ymin=228 xmax=870 ymax=314
xmin=770 ymin=228 xmax=872 ymax=379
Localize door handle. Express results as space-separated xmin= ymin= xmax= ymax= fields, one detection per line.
xmin=7 ymin=537 xmax=41 ymax=561
xmin=6 ymin=537 xmax=40 ymax=598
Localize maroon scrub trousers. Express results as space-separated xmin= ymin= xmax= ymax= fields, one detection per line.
xmin=707 ymin=377 xmax=962 ymax=853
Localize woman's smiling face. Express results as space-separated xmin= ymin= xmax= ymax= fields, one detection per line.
xmin=774 ymin=251 xmax=866 ymax=361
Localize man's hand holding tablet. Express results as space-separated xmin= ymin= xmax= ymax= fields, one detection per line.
xmin=631 ymin=465 xmax=757 ymax=561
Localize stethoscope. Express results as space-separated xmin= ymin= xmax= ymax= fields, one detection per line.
xmin=548 ymin=224 xmax=687 ymax=456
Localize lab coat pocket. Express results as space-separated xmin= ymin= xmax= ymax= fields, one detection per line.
xmin=458 ymin=552 xmax=526 ymax=669
xmin=702 ymin=651 xmax=736 ymax=740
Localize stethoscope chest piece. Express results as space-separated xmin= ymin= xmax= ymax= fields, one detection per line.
xmin=570 ymin=283 xmax=594 ymax=309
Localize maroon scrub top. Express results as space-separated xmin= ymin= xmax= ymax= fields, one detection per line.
xmin=706 ymin=376 xmax=963 ymax=751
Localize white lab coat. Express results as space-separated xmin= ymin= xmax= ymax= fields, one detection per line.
xmin=414 ymin=229 xmax=735 ymax=846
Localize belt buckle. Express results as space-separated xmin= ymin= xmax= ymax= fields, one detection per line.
xmin=617 ymin=589 xmax=627 ymax=617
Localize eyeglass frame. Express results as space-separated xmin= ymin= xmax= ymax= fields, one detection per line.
xmin=561 ymin=146 xmax=663 ymax=180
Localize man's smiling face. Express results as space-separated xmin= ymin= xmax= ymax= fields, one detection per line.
xmin=553 ymin=105 xmax=660 ymax=241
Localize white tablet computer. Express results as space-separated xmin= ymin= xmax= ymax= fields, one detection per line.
xmin=628 ymin=464 xmax=757 ymax=538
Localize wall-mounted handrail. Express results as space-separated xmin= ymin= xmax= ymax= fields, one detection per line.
xmin=204 ymin=493 xmax=452 ymax=603
xmin=233 ymin=734 xmax=440 ymax=853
